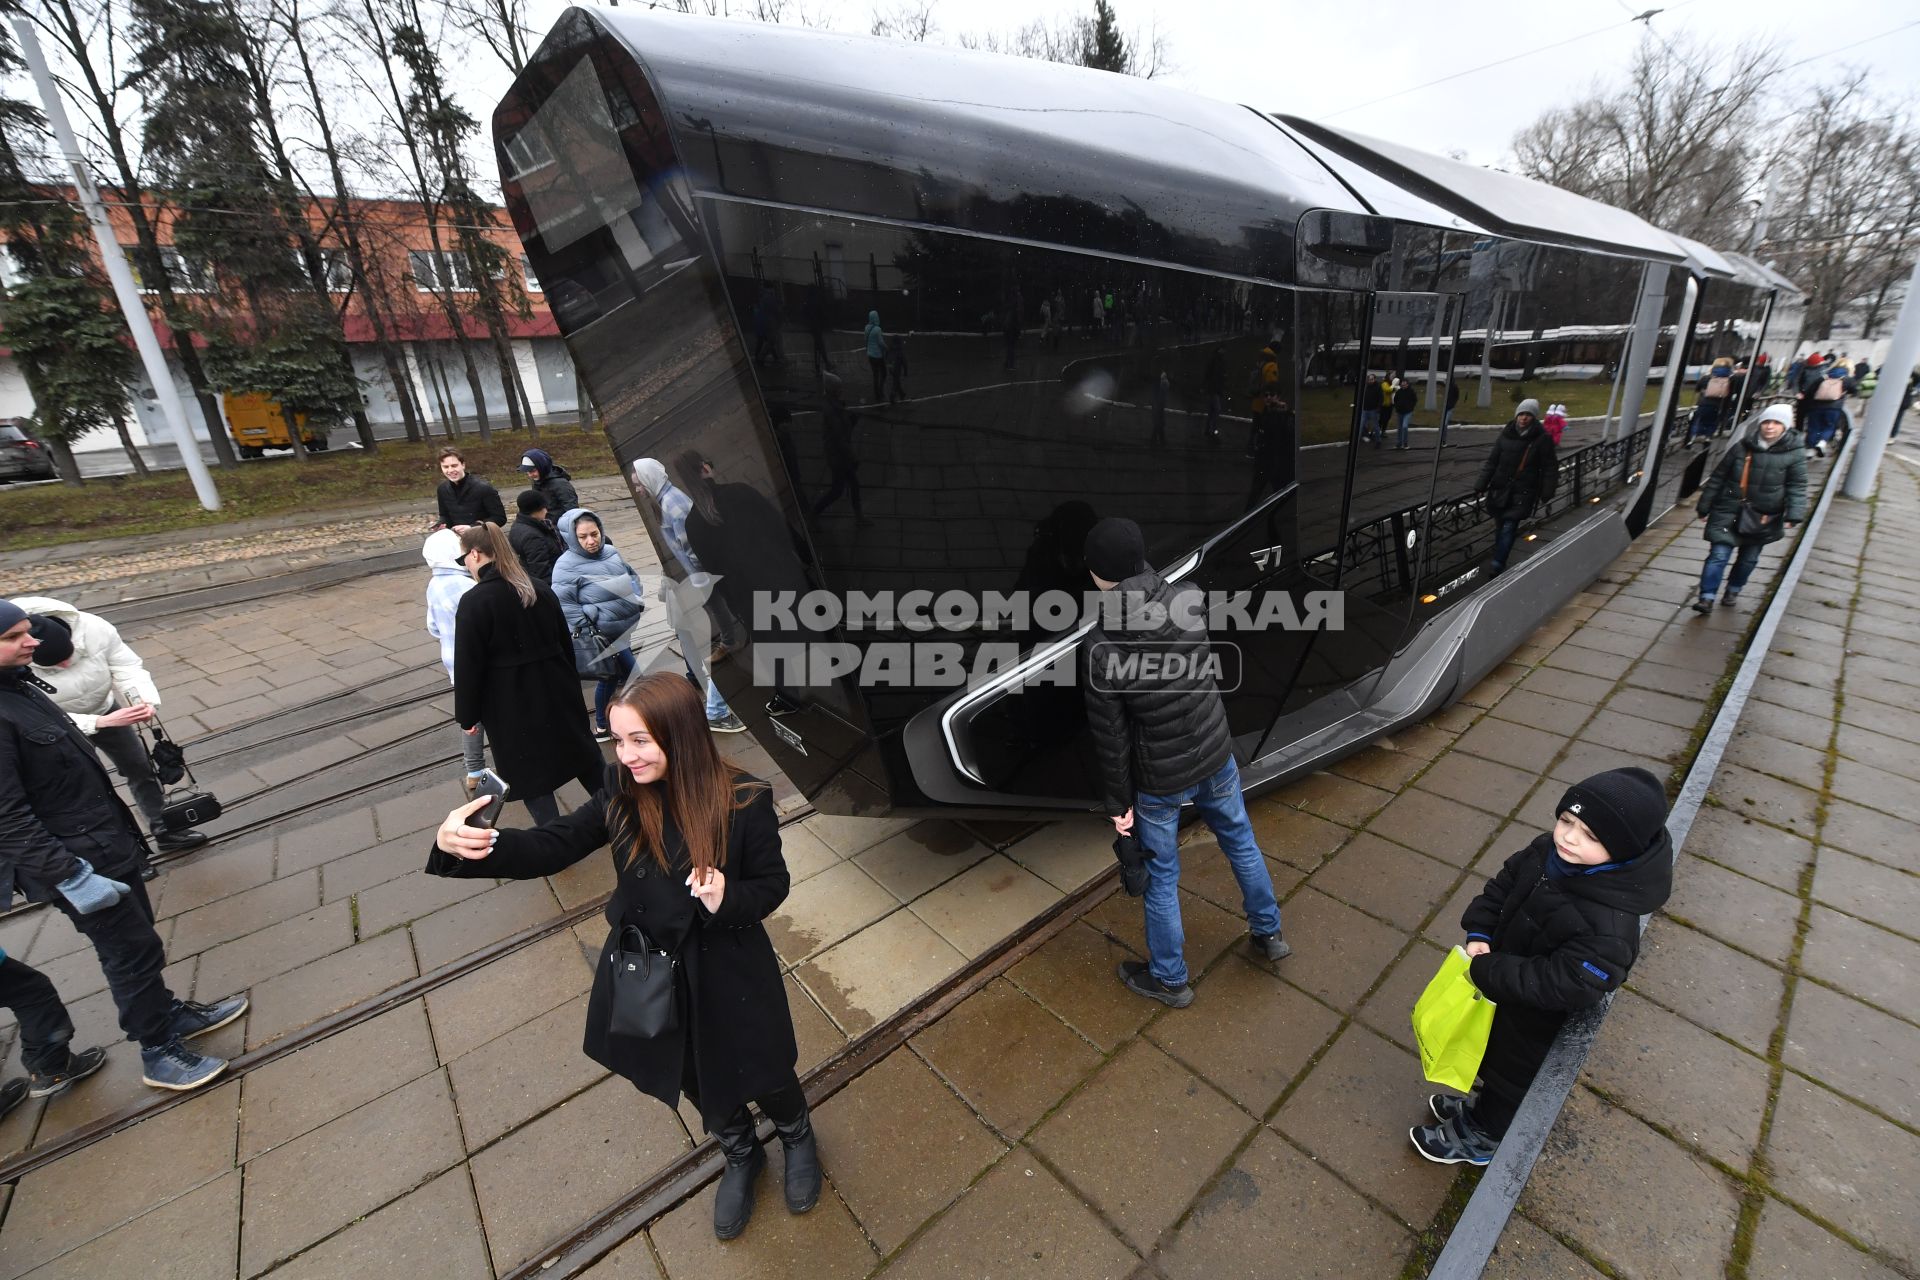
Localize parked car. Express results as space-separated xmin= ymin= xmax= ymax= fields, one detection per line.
xmin=0 ymin=420 xmax=56 ymax=483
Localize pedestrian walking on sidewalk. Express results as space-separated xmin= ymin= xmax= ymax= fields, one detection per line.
xmin=424 ymin=530 xmax=490 ymax=797
xmin=1476 ymin=399 xmax=1558 ymax=575
xmin=0 ymin=947 xmax=108 ymax=1105
xmin=0 ymin=602 xmax=246 ymax=1092
xmin=630 ymin=458 xmax=746 ymax=734
xmin=433 ymin=447 xmax=506 ymax=532
xmin=1080 ymin=517 xmax=1290 ymax=1010
xmin=1410 ymin=767 xmax=1672 ymax=1165
xmin=453 ymin=524 xmax=604 ymax=826
xmin=1690 ymin=405 xmax=1805 ymax=614
xmin=428 ymin=672 xmax=817 ymax=1242
xmin=11 ymin=595 xmax=208 ymax=857
xmin=1799 ymin=364 xmax=1849 ymax=458
xmin=508 ymin=491 xmax=564 ymax=585
xmin=553 ymin=509 xmax=645 ymax=742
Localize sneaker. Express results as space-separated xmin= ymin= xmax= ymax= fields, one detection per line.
xmin=591 ymin=719 xmax=612 ymax=743
xmin=140 ymin=1039 xmax=227 ymax=1092
xmin=1409 ymin=1115 xmax=1498 ymax=1166
xmin=28 ymin=1045 xmax=108 ymax=1099
xmin=1250 ymin=932 xmax=1292 ymax=962
xmin=1116 ymin=959 xmax=1195 ymax=1008
xmin=708 ymin=712 xmax=748 ymax=734
xmin=0 ymin=1077 xmax=27 ymax=1120
xmin=1724 ymin=591 xmax=1741 ymax=606
xmin=154 ymin=829 xmax=208 ymax=853
xmin=1428 ymin=1093 xmax=1472 ymax=1126
xmin=1691 ymin=598 xmax=1713 ymax=615
xmin=765 ymin=694 xmax=803 ymax=718
xmin=169 ymin=994 xmax=249 ymax=1041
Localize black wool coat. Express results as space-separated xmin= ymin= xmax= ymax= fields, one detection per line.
xmin=1696 ymin=428 xmax=1808 ymax=547
xmin=1476 ymin=419 xmax=1559 ymax=520
xmin=0 ymin=666 xmax=152 ymax=906
xmin=427 ymin=769 xmax=796 ymax=1126
xmin=437 ymin=475 xmax=507 ymax=529
xmin=452 ymin=565 xmax=603 ymax=798
xmin=1082 ymin=571 xmax=1234 ymax=817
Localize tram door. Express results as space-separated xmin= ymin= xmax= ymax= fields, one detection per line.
xmin=1330 ymin=291 xmax=1454 ymax=698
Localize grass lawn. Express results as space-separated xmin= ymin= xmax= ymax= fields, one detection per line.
xmin=0 ymin=427 xmax=622 ymax=553
xmin=1295 ymin=380 xmax=1668 ymax=445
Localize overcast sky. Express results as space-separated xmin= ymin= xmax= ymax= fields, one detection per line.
xmin=462 ymin=0 xmax=1920 ymax=168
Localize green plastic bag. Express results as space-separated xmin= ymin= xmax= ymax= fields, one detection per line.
xmin=1412 ymin=946 xmax=1497 ymax=1093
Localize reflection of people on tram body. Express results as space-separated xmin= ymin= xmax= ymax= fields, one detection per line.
xmin=810 ymin=374 xmax=869 ymax=526
xmin=863 ymin=310 xmax=886 ymax=402
xmin=1009 ymin=500 xmax=1100 ymax=743
xmin=1690 ymin=357 xmax=1736 ymax=445
xmin=1442 ymin=376 xmax=1461 ymax=440
xmin=1249 ymin=340 xmax=1283 ymax=460
xmin=752 ymin=285 xmax=783 ymax=367
xmin=1051 ymin=290 xmax=1066 ymax=351
xmin=671 ymin=449 xmax=817 ymax=717
xmin=1202 ymin=347 xmax=1226 ymax=446
xmin=767 ymin=405 xmax=805 ymax=506
xmin=1476 ymin=398 xmax=1558 ymax=576
xmin=885 ymin=334 xmax=908 ymax=404
xmin=1002 ymin=285 xmax=1023 ymax=371
xmin=1391 ymin=378 xmax=1418 ymax=450
xmin=803 ymin=284 xmax=832 ymax=371
xmin=1151 ymin=371 xmax=1170 ymax=447
xmin=1090 ymin=289 xmax=1104 ymax=338
xmin=1246 ymin=397 xmax=1296 ymax=513
xmin=1359 ymin=374 xmax=1385 ymax=447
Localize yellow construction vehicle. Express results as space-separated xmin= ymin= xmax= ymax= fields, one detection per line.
xmin=221 ymin=391 xmax=328 ymax=458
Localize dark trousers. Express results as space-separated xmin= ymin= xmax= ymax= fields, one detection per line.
xmin=868 ymin=356 xmax=886 ymax=402
xmin=0 ymin=955 xmax=76 ymax=1073
xmin=1491 ymin=517 xmax=1522 ymax=570
xmin=1470 ymin=1004 xmax=1565 ymax=1139
xmin=525 ymin=764 xmax=607 ymax=827
xmin=92 ymin=721 xmax=165 ymax=833
xmin=685 ymin=1063 xmax=807 ymax=1134
xmin=813 ymin=462 xmax=862 ymax=516
xmin=51 ymin=874 xmax=175 ymax=1049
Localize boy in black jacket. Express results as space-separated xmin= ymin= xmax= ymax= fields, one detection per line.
xmin=1410 ymin=767 xmax=1673 ymax=1165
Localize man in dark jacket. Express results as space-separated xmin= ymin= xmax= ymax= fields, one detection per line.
xmin=1476 ymin=398 xmax=1559 ymax=574
xmin=1359 ymin=374 xmax=1385 ymax=447
xmin=508 ymin=490 xmax=564 ymax=584
xmin=519 ymin=448 xmax=578 ymax=517
xmin=1391 ymin=378 xmax=1419 ymax=449
xmin=0 ymin=945 xmax=107 ymax=1108
xmin=1410 ymin=767 xmax=1672 ymax=1165
xmin=0 ymin=602 xmax=245 ymax=1093
xmin=1691 ymin=405 xmax=1806 ymax=613
xmin=1080 ymin=517 xmax=1288 ymax=1009
xmin=434 ymin=447 xmax=506 ymax=531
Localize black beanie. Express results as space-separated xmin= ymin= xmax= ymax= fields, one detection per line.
xmin=516 ymin=488 xmax=547 ymax=516
xmin=1558 ymin=767 xmax=1668 ymax=863
xmin=1084 ymin=517 xmax=1147 ymax=582
xmin=28 ymin=615 xmax=73 ymax=667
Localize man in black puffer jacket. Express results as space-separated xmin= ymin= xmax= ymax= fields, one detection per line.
xmin=1080 ymin=517 xmax=1288 ymax=1009
xmin=1409 ymin=766 xmax=1672 ymax=1166
xmin=1476 ymin=398 xmax=1558 ymax=574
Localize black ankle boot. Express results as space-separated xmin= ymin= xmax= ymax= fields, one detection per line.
xmin=772 ymin=1104 xmax=822 ymax=1214
xmin=711 ymin=1108 xmax=765 ymax=1240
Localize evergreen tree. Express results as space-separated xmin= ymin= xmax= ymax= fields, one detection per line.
xmin=1081 ymin=0 xmax=1129 ymax=73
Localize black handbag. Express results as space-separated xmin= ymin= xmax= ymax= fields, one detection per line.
xmin=570 ymin=617 xmax=618 ymax=678
xmin=1734 ymin=456 xmax=1775 ymax=540
xmin=1112 ymin=832 xmax=1150 ymax=897
xmin=606 ymin=923 xmax=682 ymax=1039
xmin=141 ymin=713 xmax=222 ymax=833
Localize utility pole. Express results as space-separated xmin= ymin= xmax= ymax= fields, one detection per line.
xmin=1843 ymin=255 xmax=1920 ymax=502
xmin=12 ymin=17 xmax=220 ymax=511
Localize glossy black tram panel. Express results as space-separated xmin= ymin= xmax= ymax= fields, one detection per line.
xmin=494 ymin=7 xmax=1787 ymax=818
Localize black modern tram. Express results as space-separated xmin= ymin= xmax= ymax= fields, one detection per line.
xmin=494 ymin=8 xmax=1802 ymax=819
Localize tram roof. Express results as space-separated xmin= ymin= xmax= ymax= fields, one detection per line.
xmin=576 ymin=7 xmax=1371 ymax=283
xmin=1275 ymin=116 xmax=1690 ymax=266
xmin=1722 ymin=250 xmax=1805 ymax=297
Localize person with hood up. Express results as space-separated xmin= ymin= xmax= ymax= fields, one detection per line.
xmin=1691 ymin=358 xmax=1736 ymax=444
xmin=864 ymin=310 xmax=887 ymax=402
xmin=434 ymin=447 xmax=505 ymax=532
xmin=1080 ymin=517 xmax=1290 ymax=1010
xmin=1691 ymin=404 xmax=1806 ymax=614
xmin=1799 ymin=364 xmax=1849 ymax=458
xmin=631 ymin=458 xmax=747 ymax=734
xmin=508 ymin=490 xmax=565 ymax=585
xmin=1409 ymin=767 xmax=1673 ymax=1165
xmin=423 ymin=530 xmax=490 ymax=793
xmin=1476 ymin=398 xmax=1559 ymax=575
xmin=11 ymin=595 xmax=203 ymax=855
xmin=519 ymin=449 xmax=578 ymax=518
xmin=553 ymin=509 xmax=646 ymax=739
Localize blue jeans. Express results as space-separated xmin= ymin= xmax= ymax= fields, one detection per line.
xmin=701 ymin=672 xmax=729 ymax=719
xmin=1491 ymin=518 xmax=1521 ymax=570
xmin=1395 ymin=410 xmax=1413 ymax=447
xmin=1699 ymin=541 xmax=1762 ymax=601
xmin=1359 ymin=409 xmax=1381 ymax=443
xmin=1132 ymin=757 xmax=1282 ymax=987
xmin=1806 ymin=406 xmax=1843 ymax=448
xmin=592 ymin=648 xmax=637 ymax=727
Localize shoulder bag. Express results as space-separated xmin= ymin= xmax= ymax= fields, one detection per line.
xmin=606 ymin=922 xmax=683 ymax=1039
xmin=1735 ymin=455 xmax=1774 ymax=540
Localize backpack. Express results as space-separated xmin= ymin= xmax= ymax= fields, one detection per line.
xmin=1815 ymin=376 xmax=1844 ymax=402
xmin=1705 ymin=374 xmax=1731 ymax=398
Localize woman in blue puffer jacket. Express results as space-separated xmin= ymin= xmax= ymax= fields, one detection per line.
xmin=552 ymin=508 xmax=645 ymax=738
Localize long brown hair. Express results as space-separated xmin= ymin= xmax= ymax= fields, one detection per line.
xmin=605 ymin=672 xmax=760 ymax=875
xmin=460 ymin=523 xmax=536 ymax=607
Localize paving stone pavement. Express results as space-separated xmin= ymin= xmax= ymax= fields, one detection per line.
xmin=2 ymin=444 xmax=1916 ymax=1278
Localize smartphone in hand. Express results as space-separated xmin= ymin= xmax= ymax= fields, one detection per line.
xmin=465 ymin=769 xmax=510 ymax=829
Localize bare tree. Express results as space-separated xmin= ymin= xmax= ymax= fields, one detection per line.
xmin=443 ymin=0 xmax=532 ymax=75
xmin=956 ymin=2 xmax=1167 ymax=78
xmin=870 ymin=1 xmax=934 ymax=41
xmin=1510 ymin=32 xmax=1780 ymax=243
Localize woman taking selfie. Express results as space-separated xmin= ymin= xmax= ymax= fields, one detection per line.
xmin=452 ymin=524 xmax=603 ymax=824
xmin=426 ymin=672 xmax=816 ymax=1241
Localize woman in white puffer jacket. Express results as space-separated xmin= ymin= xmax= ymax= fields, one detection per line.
xmin=9 ymin=595 xmax=202 ymax=855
